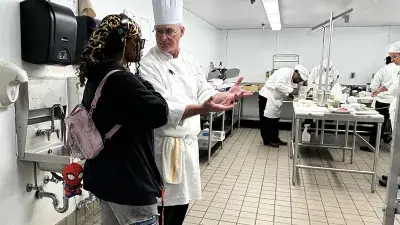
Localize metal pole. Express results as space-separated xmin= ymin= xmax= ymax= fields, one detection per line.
xmin=351 ymin=122 xmax=357 ymax=164
xmin=292 ymin=118 xmax=300 ymax=185
xmin=343 ymin=121 xmax=349 ymax=162
xmin=207 ymin=113 xmax=213 ymax=164
xmin=371 ymin=122 xmax=382 ymax=193
xmin=221 ymin=112 xmax=225 ymax=150
xmin=324 ymin=12 xmax=334 ymax=94
xmin=317 ymin=28 xmax=326 ymax=94
xmin=383 ymin=101 xmax=400 ymax=224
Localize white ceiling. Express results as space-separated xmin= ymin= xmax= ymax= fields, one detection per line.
xmin=183 ymin=0 xmax=400 ymax=29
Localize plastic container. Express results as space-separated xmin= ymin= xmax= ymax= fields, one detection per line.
xmin=302 ymin=124 xmax=311 ymax=142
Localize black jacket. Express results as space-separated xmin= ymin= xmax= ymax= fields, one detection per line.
xmin=81 ymin=63 xmax=168 ymax=206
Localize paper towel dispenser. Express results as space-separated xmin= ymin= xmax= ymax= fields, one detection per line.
xmin=74 ymin=16 xmax=101 ymax=65
xmin=20 ymin=0 xmax=77 ymax=65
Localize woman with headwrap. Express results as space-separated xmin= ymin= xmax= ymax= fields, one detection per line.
xmin=78 ymin=14 xmax=168 ymax=225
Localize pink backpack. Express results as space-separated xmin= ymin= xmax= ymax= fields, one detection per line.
xmin=65 ymin=70 xmax=122 ymax=159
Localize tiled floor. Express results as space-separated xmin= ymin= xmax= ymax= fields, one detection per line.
xmin=87 ymin=128 xmax=399 ymax=225
xmin=184 ymin=128 xmax=399 ymax=225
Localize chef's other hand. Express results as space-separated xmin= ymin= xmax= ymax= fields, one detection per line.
xmin=202 ymin=96 xmax=236 ymax=113
xmin=228 ymin=76 xmax=253 ymax=98
xmin=288 ymin=93 xmax=295 ymax=100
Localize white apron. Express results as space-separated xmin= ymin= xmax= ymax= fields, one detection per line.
xmin=263 ymin=88 xmax=284 ymax=118
xmin=154 ymin=135 xmax=200 ymax=206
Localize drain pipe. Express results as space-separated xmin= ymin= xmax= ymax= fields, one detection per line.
xmin=76 ymin=192 xmax=97 ymax=210
xmin=36 ymin=189 xmax=69 ymax=213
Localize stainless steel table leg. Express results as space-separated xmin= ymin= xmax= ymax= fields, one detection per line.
xmin=230 ymin=107 xmax=234 ymax=137
xmin=238 ymin=98 xmax=243 ymax=128
xmin=335 ymin=121 xmax=339 ymax=136
xmin=207 ymin=112 xmax=214 ymax=164
xmin=372 ymin=122 xmax=382 ymax=193
xmin=292 ymin=118 xmax=300 ymax=185
xmin=321 ymin=120 xmax=326 ymax=144
xmin=343 ymin=121 xmax=349 ymax=162
xmin=221 ymin=112 xmax=225 ymax=150
xmin=316 ymin=119 xmax=319 ymax=136
xmin=351 ymin=122 xmax=357 ymax=164
xmin=290 ymin=114 xmax=295 ymax=159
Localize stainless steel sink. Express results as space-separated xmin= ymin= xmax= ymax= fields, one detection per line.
xmin=22 ymin=143 xmax=84 ymax=173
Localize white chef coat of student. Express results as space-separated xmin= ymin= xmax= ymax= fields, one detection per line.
xmin=308 ymin=59 xmax=339 ymax=91
xmin=382 ymin=65 xmax=400 ymax=129
xmin=377 ymin=41 xmax=400 ymax=129
xmin=370 ymin=63 xmax=396 ymax=105
xmin=259 ymin=65 xmax=309 ymax=118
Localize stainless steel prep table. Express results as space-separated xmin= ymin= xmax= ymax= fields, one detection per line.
xmin=290 ymin=101 xmax=384 ymax=192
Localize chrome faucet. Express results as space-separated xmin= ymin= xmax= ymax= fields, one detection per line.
xmin=36 ymin=104 xmax=64 ymax=141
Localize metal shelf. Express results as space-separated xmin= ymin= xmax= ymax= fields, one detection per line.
xmin=199 ymin=98 xmax=243 ymax=164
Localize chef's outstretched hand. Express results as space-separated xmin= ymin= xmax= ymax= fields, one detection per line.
xmin=202 ymin=96 xmax=236 ymax=113
xmin=228 ymin=77 xmax=253 ymax=98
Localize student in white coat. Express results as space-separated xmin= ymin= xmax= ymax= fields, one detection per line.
xmin=140 ymin=0 xmax=252 ymax=224
xmin=258 ymin=65 xmax=309 ymax=147
xmin=307 ymin=59 xmax=339 ymax=93
xmin=360 ymin=56 xmax=394 ymax=152
xmin=372 ymin=41 xmax=400 ymax=187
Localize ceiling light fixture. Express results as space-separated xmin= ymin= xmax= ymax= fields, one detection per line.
xmin=262 ymin=0 xmax=281 ymax=31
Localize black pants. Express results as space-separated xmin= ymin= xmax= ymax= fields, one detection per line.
xmin=158 ymin=204 xmax=189 ymax=225
xmin=258 ymin=95 xmax=280 ymax=144
xmin=369 ymin=101 xmax=391 ymax=146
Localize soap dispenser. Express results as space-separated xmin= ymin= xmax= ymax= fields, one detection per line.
xmin=0 ymin=61 xmax=28 ymax=109
xmin=302 ymin=124 xmax=311 ymax=142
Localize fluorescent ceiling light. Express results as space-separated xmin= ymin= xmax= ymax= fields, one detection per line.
xmin=270 ymin=23 xmax=281 ymax=31
xmin=262 ymin=0 xmax=282 ymax=31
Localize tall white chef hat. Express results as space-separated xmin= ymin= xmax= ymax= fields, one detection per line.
xmin=152 ymin=0 xmax=183 ymax=25
xmin=388 ymin=41 xmax=400 ymax=53
xmin=294 ymin=64 xmax=309 ymax=81
xmin=322 ymin=59 xmax=333 ymax=69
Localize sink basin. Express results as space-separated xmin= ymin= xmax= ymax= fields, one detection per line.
xmin=22 ymin=143 xmax=84 ymax=173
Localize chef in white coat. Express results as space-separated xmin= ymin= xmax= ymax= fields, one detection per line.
xmin=140 ymin=0 xmax=252 ymax=224
xmin=373 ymin=41 xmax=400 ymax=135
xmin=258 ymin=65 xmax=309 ymax=147
xmin=372 ymin=41 xmax=400 ymax=187
xmin=307 ymin=59 xmax=339 ymax=94
xmin=360 ymin=56 xmax=394 ymax=152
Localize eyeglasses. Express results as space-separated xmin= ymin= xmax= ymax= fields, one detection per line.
xmin=154 ymin=28 xmax=179 ymax=37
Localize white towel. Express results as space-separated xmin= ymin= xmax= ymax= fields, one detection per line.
xmin=79 ymin=0 xmax=96 ymax=18
xmin=161 ymin=137 xmax=183 ymax=184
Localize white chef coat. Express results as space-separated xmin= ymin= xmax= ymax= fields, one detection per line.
xmin=259 ymin=68 xmax=294 ymax=118
xmin=371 ymin=63 xmax=395 ymax=104
xmin=308 ymin=65 xmax=339 ymax=91
xmin=383 ymin=64 xmax=400 ymax=129
xmin=140 ymin=46 xmax=218 ymax=206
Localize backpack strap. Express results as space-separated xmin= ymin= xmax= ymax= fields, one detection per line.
xmin=88 ymin=69 xmax=122 ymax=140
xmin=88 ymin=69 xmax=121 ymax=117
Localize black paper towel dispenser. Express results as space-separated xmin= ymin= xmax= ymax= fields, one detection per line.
xmin=74 ymin=16 xmax=101 ymax=65
xmin=20 ymin=0 xmax=77 ymax=65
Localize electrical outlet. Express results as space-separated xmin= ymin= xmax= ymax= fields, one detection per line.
xmin=350 ymin=72 xmax=355 ymax=79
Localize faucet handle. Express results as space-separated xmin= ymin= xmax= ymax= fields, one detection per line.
xmin=55 ymin=129 xmax=60 ymax=139
xmin=46 ymin=130 xmax=51 ymax=141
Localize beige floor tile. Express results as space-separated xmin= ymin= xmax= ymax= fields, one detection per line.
xmin=87 ymin=129 xmax=397 ymax=225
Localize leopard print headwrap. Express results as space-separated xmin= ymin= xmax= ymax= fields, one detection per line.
xmin=77 ymin=14 xmax=141 ymax=86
